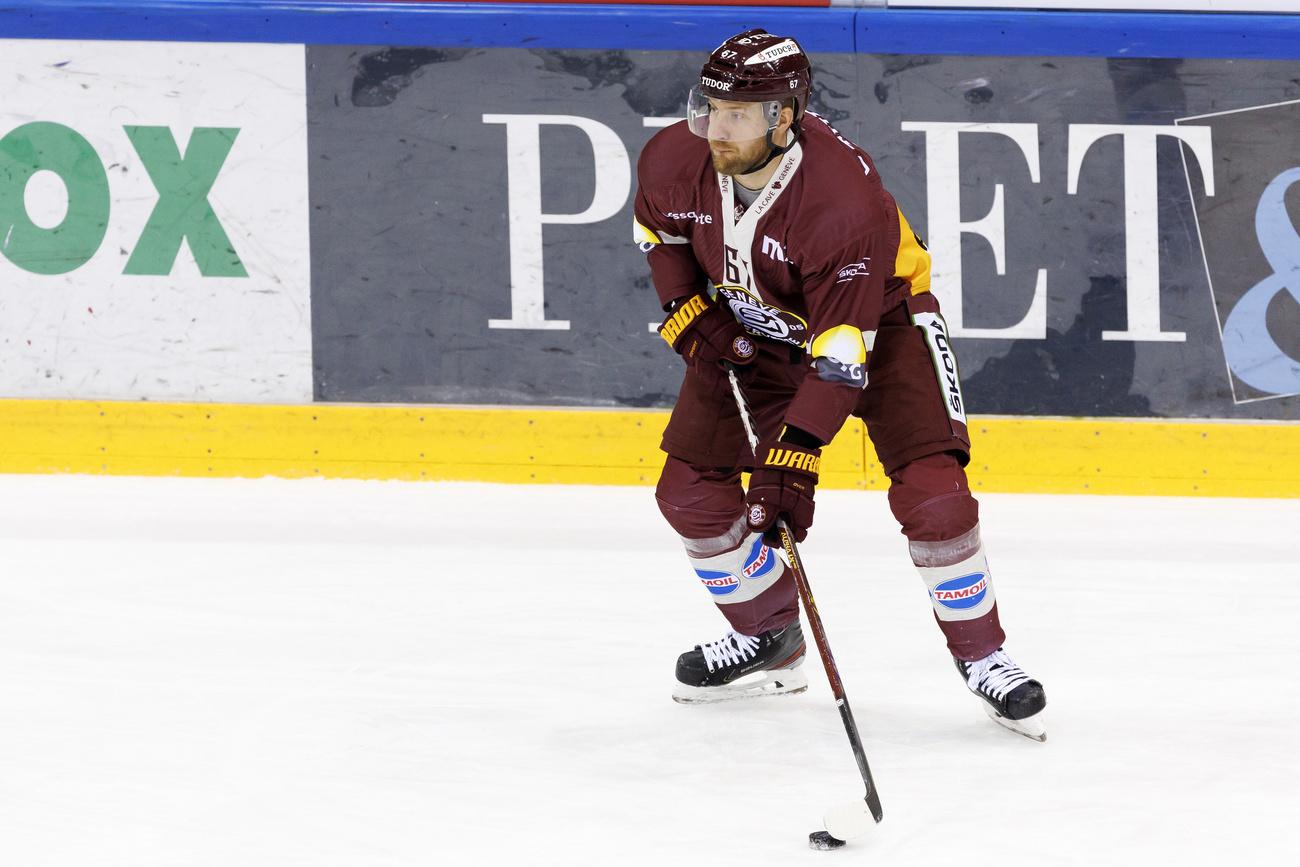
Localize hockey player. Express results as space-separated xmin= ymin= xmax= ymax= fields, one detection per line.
xmin=634 ymin=29 xmax=1046 ymax=740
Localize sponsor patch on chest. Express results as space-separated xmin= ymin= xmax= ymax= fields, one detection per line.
xmin=761 ymin=235 xmax=788 ymax=263
xmin=663 ymin=210 xmax=713 ymax=225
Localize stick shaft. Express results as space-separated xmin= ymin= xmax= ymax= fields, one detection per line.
xmin=727 ymin=367 xmax=883 ymax=822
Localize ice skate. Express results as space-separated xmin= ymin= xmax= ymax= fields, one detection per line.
xmin=672 ymin=621 xmax=807 ymax=704
xmin=955 ymin=647 xmax=1047 ymax=741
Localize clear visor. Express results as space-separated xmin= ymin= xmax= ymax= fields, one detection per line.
xmin=686 ymin=86 xmax=783 ymax=143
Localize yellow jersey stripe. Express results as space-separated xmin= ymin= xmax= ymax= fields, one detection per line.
xmin=895 ymin=208 xmax=932 ymax=296
xmin=810 ymin=324 xmax=868 ymax=365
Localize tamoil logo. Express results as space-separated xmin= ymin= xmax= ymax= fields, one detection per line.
xmin=742 ymin=537 xmax=775 ymax=579
xmin=695 ymin=569 xmax=741 ymax=596
xmin=931 ymin=572 xmax=989 ymax=610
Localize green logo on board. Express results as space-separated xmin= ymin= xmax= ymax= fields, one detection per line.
xmin=0 ymin=122 xmax=247 ymax=277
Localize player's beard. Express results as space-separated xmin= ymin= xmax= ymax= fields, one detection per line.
xmin=709 ymin=137 xmax=771 ymax=177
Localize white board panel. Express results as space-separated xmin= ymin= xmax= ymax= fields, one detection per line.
xmin=0 ymin=40 xmax=311 ymax=403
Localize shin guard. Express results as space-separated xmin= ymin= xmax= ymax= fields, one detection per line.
xmin=686 ymin=522 xmax=797 ymax=637
xmin=657 ymin=457 xmax=798 ymax=636
xmin=910 ymin=524 xmax=1006 ymax=661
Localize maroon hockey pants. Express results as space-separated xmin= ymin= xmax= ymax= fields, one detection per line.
xmin=655 ymin=294 xmax=1006 ymax=661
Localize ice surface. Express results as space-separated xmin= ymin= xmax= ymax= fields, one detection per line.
xmin=1 ymin=475 xmax=1297 ymax=866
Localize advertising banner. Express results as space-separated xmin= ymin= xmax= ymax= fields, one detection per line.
xmin=1177 ymin=99 xmax=1300 ymax=404
xmin=0 ymin=40 xmax=312 ymax=402
xmin=306 ymin=46 xmax=1300 ymax=421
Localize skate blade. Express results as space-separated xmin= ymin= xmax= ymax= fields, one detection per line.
xmin=823 ymin=799 xmax=877 ymax=841
xmin=983 ymin=702 xmax=1047 ymax=742
xmin=671 ymin=668 xmax=808 ymax=704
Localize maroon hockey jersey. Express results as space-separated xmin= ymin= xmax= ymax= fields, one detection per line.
xmin=634 ymin=113 xmax=933 ymax=443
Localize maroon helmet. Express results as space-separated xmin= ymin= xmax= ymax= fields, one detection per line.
xmin=699 ymin=29 xmax=812 ymax=117
xmin=686 ymin=29 xmax=813 ymax=155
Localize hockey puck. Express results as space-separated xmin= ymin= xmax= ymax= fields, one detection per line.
xmin=808 ymin=831 xmax=846 ymax=851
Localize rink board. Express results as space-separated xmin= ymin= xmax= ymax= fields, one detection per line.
xmin=0 ymin=399 xmax=1296 ymax=497
xmin=0 ymin=40 xmax=312 ymax=404
xmin=2 ymin=2 xmax=1299 ymax=496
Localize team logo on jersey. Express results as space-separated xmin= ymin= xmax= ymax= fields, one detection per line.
xmin=716 ymin=284 xmax=809 ymax=347
xmin=931 ymin=572 xmax=989 ymax=610
xmin=742 ymin=537 xmax=776 ymax=579
xmin=695 ymin=569 xmax=741 ymax=596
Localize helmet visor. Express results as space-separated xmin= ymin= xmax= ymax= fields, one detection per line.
xmin=687 ymin=87 xmax=784 ymax=143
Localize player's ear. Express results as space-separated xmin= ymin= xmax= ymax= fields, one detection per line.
xmin=778 ymin=105 xmax=795 ymax=132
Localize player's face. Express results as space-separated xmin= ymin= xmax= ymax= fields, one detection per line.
xmin=704 ymin=99 xmax=769 ymax=143
xmin=709 ymin=133 xmax=770 ymax=176
xmin=704 ymin=99 xmax=788 ymax=176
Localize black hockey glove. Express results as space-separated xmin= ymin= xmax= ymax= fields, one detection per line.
xmin=745 ymin=439 xmax=821 ymax=545
xmin=658 ymin=292 xmax=756 ymax=370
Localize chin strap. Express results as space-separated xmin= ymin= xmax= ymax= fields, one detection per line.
xmin=734 ymin=120 xmax=801 ymax=178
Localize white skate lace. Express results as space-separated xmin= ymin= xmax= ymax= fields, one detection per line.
xmin=965 ymin=649 xmax=1031 ymax=700
xmin=700 ymin=631 xmax=761 ymax=673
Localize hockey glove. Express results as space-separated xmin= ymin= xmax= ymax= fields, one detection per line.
xmin=745 ymin=440 xmax=821 ymax=545
xmin=658 ymin=292 xmax=756 ymax=370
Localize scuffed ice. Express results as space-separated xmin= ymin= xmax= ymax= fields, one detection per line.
xmin=0 ymin=476 xmax=1296 ymax=865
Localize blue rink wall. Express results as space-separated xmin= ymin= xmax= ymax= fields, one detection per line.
xmin=5 ymin=1 xmax=1300 ymax=57
xmin=1 ymin=1 xmax=1299 ymax=495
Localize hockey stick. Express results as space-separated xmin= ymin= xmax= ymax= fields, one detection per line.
xmin=726 ymin=366 xmax=884 ymax=838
